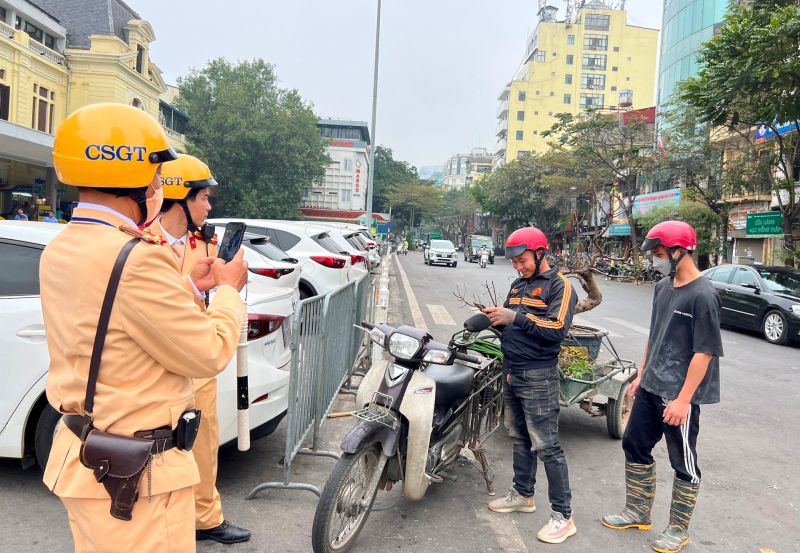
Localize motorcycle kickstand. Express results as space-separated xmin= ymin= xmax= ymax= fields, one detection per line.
xmin=470 ymin=446 xmax=496 ymax=496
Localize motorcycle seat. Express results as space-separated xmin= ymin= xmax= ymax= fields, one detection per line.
xmin=425 ymin=362 xmax=475 ymax=406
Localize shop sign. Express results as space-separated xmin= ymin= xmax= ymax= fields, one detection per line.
xmin=631 ymin=188 xmax=681 ymax=216
xmin=745 ymin=211 xmax=783 ymax=237
xmin=606 ymin=223 xmax=631 ymax=237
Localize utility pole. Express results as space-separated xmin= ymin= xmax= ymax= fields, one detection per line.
xmin=364 ymin=0 xmax=382 ymax=235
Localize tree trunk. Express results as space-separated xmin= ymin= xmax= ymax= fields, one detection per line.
xmin=572 ymin=270 xmax=603 ymax=314
xmin=721 ymin=215 xmax=730 ymax=264
xmin=782 ymin=216 xmax=795 ymax=268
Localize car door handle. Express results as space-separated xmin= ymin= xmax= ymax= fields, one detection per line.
xmin=16 ymin=325 xmax=46 ymax=343
xmin=724 ymin=288 xmax=732 ymax=292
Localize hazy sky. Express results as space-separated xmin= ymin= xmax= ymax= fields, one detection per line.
xmin=135 ymin=0 xmax=662 ymax=169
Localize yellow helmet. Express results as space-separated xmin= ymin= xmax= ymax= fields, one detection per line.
xmin=53 ymin=103 xmax=178 ymax=188
xmin=160 ymin=154 xmax=218 ymax=200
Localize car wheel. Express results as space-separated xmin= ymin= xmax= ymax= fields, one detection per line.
xmin=490 ymin=258 xmax=495 ymax=265
xmin=452 ymin=262 xmax=458 ymax=268
xmin=35 ymin=405 xmax=62 ymax=470
xmin=762 ymin=310 xmax=789 ymax=345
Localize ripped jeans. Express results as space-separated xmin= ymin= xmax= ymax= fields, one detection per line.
xmin=504 ymin=366 xmax=572 ymax=518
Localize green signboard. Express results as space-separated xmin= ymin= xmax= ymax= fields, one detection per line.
xmin=745 ymin=211 xmax=783 ymax=237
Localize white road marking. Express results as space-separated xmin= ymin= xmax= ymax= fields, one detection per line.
xmin=603 ymin=316 xmax=651 ymax=335
xmin=572 ymin=316 xmax=624 ymax=338
xmin=427 ymin=304 xmax=457 ymax=326
xmin=393 ymin=255 xmax=428 ymax=331
xmin=473 ymin=506 xmax=528 ymax=552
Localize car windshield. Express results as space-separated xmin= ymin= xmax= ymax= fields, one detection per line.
xmin=245 ymin=237 xmax=295 ymax=262
xmin=758 ymin=270 xmax=800 ymax=295
xmin=430 ymin=240 xmax=454 ymax=249
xmin=472 ymin=238 xmax=492 ymax=248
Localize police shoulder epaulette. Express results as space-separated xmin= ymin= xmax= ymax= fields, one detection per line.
xmin=118 ymin=225 xmax=167 ymax=245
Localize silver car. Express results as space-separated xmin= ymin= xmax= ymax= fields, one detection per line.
xmin=424 ymin=239 xmax=458 ymax=267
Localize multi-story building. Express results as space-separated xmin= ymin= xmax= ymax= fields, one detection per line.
xmin=495 ymin=1 xmax=659 ymax=162
xmin=441 ymin=147 xmax=493 ymax=190
xmin=302 ymin=118 xmax=371 ymax=212
xmin=0 ymin=0 xmax=189 ymax=218
xmin=657 ymin=0 xmax=727 ymax=114
xmin=159 ymin=84 xmax=189 ymax=154
xmin=0 ymin=0 xmax=67 ymax=218
xmin=418 ymin=165 xmax=444 ymax=187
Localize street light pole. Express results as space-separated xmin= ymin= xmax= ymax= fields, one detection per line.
xmin=365 ymin=0 xmax=382 ymax=235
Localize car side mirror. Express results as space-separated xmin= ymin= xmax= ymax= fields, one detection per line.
xmin=743 ymin=283 xmax=761 ymax=293
xmin=464 ymin=313 xmax=491 ymax=332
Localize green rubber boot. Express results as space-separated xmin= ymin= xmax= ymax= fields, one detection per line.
xmin=651 ymin=477 xmax=700 ymax=553
xmin=601 ymin=462 xmax=656 ymax=531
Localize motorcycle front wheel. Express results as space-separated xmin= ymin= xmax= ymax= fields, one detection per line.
xmin=312 ymin=445 xmax=384 ymax=553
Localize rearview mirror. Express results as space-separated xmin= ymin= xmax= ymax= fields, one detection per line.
xmin=464 ymin=313 xmax=491 ymax=332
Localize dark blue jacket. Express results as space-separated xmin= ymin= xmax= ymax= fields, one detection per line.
xmin=501 ymin=268 xmax=577 ymax=372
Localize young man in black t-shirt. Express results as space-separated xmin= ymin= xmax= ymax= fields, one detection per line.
xmin=602 ymin=221 xmax=723 ymax=553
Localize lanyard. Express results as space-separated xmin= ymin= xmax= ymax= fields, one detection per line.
xmin=71 ymin=217 xmax=118 ymax=228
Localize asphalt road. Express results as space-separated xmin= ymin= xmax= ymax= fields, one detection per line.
xmin=1 ymin=251 xmax=797 ymax=552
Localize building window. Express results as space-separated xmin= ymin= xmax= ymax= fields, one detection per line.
xmin=550 ymin=91 xmax=555 ymax=96
xmin=612 ymin=66 xmax=618 ymax=71
xmin=131 ymin=98 xmax=143 ymax=109
xmin=564 ymin=93 xmax=572 ymax=104
xmin=581 ymin=73 xmax=606 ymax=90
xmin=583 ymin=34 xmax=608 ymax=51
xmin=136 ymin=45 xmax=145 ymax=74
xmin=515 ymin=131 xmax=524 ymax=140
xmin=582 ymin=54 xmax=607 ymax=70
xmin=535 ymin=90 xmax=540 ymax=95
xmin=516 ymin=110 xmax=525 ymax=121
xmin=552 ymin=52 xmax=557 ymax=57
xmin=31 ymin=84 xmax=55 ymax=133
xmin=0 ymin=84 xmax=9 ymax=121
xmin=518 ymin=91 xmax=526 ymax=101
xmin=14 ymin=16 xmax=21 ymax=29
xmin=567 ymin=35 xmax=575 ymax=45
xmin=45 ymin=34 xmax=56 ymax=50
xmin=0 ymin=7 xmax=6 ymax=21
xmin=627 ymin=57 xmax=632 ymax=62
xmin=584 ymin=13 xmax=610 ymax=31
xmin=548 ymin=111 xmax=553 ymax=116
xmin=566 ymin=54 xmax=574 ymax=65
xmin=534 ymin=111 xmax=539 ymax=115
xmin=24 ymin=21 xmax=43 ymax=43
xmin=610 ymin=85 xmax=617 ymax=91
xmin=565 ymin=74 xmax=573 ymax=84
xmin=340 ymin=189 xmax=351 ymax=202
xmin=613 ymin=46 xmax=620 ymax=52
xmin=580 ymin=93 xmax=604 ymax=109
xmin=551 ymin=72 xmax=556 ymax=76
xmin=534 ymin=51 xmax=546 ymax=62
xmin=626 ymin=76 xmax=631 ymax=81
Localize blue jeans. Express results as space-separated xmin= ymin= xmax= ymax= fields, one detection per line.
xmin=504 ymin=366 xmax=572 ymax=518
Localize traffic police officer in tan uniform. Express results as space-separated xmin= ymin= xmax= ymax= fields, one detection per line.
xmin=41 ymin=103 xmax=248 ymax=553
xmin=149 ymin=154 xmax=251 ymax=544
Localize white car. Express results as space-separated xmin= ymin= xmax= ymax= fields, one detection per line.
xmin=0 ymin=221 xmax=292 ymax=469
xmin=425 ymin=239 xmax=458 ymax=267
xmin=321 ymin=222 xmax=381 ymax=269
xmin=289 ymin=222 xmax=369 ymax=279
xmin=209 ymin=218 xmax=352 ymax=298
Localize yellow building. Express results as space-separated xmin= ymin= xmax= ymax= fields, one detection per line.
xmin=496 ymin=1 xmax=659 ymax=162
xmin=0 ymin=0 xmax=68 ymax=217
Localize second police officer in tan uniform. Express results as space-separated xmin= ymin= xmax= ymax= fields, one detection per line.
xmin=149 ymin=154 xmax=251 ymax=544
xmin=41 ymin=103 xmax=248 ymax=553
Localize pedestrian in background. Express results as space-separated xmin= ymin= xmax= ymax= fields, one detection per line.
xmin=13 ymin=208 xmax=28 ymax=221
xmin=602 ymin=220 xmax=722 ymax=553
xmin=41 ymin=103 xmax=248 ymax=553
xmin=483 ymin=226 xmax=578 ymax=545
xmin=43 ymin=211 xmax=58 ymax=223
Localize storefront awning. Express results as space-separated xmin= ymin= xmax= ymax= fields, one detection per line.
xmin=0 ymin=120 xmax=54 ymax=168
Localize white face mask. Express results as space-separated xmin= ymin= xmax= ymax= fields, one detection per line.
xmin=652 ymin=255 xmax=672 ymax=276
xmin=140 ymin=171 xmax=164 ymax=229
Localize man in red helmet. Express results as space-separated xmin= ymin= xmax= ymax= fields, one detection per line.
xmin=483 ymin=226 xmax=578 ymax=544
xmin=602 ymin=220 xmax=723 ymax=553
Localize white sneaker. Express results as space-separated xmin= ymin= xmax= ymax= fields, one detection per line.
xmin=487 ymin=489 xmax=536 ymax=513
xmin=537 ymin=511 xmax=577 ymax=544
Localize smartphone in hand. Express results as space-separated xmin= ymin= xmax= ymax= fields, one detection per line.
xmin=217 ymin=222 xmax=246 ymax=262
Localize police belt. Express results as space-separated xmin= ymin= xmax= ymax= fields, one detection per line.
xmin=62 ymin=414 xmax=178 ymax=454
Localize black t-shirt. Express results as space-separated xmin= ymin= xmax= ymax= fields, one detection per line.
xmin=641 ymin=275 xmax=723 ymax=404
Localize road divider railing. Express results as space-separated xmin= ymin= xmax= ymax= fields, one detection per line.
xmin=246 ymin=269 xmax=377 ymax=498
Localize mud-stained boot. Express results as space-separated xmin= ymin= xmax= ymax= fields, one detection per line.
xmin=651 ymin=477 xmax=700 ymax=553
xmin=601 ymin=461 xmax=656 ymax=531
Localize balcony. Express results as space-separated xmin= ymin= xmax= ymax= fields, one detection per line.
xmin=496 ymin=118 xmax=508 ymax=137
xmin=0 ymin=20 xmax=14 ymax=39
xmin=496 ymin=100 xmax=509 ymax=118
xmin=496 ymin=138 xmax=507 ymax=153
xmin=0 ymin=20 xmax=65 ymax=66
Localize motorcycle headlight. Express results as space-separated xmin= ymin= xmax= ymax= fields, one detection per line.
xmin=422 ymin=349 xmax=450 ymax=364
xmin=370 ymin=327 xmax=386 ymax=346
xmin=388 ymin=333 xmax=421 ymax=360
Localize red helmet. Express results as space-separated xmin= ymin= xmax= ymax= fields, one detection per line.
xmin=505 ymin=227 xmax=548 ymax=258
xmin=641 ymin=220 xmax=696 ymax=252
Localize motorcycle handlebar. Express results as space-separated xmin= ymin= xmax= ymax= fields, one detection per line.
xmin=361 ymin=321 xmax=375 ymax=330
xmin=454 ymin=352 xmax=482 ymax=364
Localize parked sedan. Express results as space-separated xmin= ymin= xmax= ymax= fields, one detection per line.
xmin=424 ymin=239 xmax=458 ymax=267
xmin=702 ymin=264 xmax=800 ymax=345
xmin=0 ymin=221 xmax=292 ymax=469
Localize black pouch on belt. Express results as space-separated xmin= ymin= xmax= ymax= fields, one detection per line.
xmin=79 ymin=429 xmax=154 ymax=521
xmin=175 ymin=409 xmax=202 ymax=451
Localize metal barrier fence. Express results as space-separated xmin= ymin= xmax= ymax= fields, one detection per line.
xmin=246 ymin=271 xmax=375 ymax=498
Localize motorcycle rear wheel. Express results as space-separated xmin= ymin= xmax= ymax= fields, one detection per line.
xmin=312 ymin=445 xmax=384 ymax=553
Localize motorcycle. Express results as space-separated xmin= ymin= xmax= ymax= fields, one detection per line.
xmin=479 ymin=250 xmax=489 ymax=268
xmin=311 ymin=314 xmax=504 ymax=553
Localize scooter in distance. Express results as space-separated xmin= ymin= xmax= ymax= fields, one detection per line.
xmin=479 ymin=249 xmax=489 ymax=268
xmin=311 ymin=314 xmax=504 ymax=553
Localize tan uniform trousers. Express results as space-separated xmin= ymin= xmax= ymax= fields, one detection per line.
xmin=62 ymin=487 xmax=194 ymax=553
xmin=193 ymin=377 xmax=224 ymax=529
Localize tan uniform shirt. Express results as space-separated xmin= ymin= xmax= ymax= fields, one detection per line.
xmin=42 ymin=207 xmax=245 ymax=498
